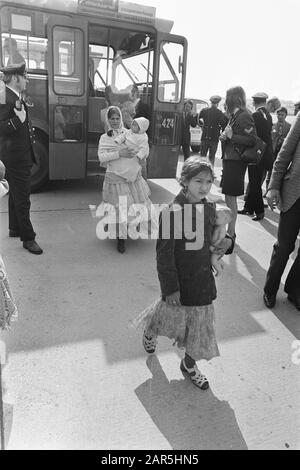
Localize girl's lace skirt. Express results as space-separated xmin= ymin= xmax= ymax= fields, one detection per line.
xmin=94 ymin=173 xmax=158 ymax=239
xmin=131 ymin=299 xmax=220 ymax=362
xmin=0 ymin=257 xmax=18 ymax=330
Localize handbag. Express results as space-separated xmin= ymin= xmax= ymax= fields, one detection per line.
xmin=238 ymin=136 xmax=267 ymax=165
xmin=228 ymin=109 xmax=267 ymax=165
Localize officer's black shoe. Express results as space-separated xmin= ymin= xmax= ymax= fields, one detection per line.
xmin=238 ymin=208 xmax=254 ymax=216
xmin=9 ymin=230 xmax=20 ymax=238
xmin=287 ymin=293 xmax=300 ymax=311
xmin=252 ymin=213 xmax=264 ymax=221
xmin=23 ymin=240 xmax=43 ymax=255
xmin=263 ymin=293 xmax=276 ymax=309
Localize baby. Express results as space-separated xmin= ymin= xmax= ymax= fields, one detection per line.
xmin=210 ymin=206 xmax=232 ymax=276
xmin=115 ymin=117 xmax=149 ymax=159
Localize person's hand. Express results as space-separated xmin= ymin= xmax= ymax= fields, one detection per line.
xmin=266 ymin=189 xmax=280 ymax=211
xmin=14 ymin=104 xmax=26 ymax=123
xmin=212 ymin=258 xmax=225 ymax=277
xmin=219 ymin=131 xmax=227 ymax=142
xmin=223 ymin=125 xmax=233 ymax=139
xmin=119 ymin=148 xmax=137 ymax=159
xmin=166 ymin=291 xmax=181 ymax=307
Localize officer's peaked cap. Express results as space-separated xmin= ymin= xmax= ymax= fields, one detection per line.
xmin=0 ymin=62 xmax=26 ymax=75
xmin=252 ymin=92 xmax=268 ymax=101
xmin=210 ymin=95 xmax=222 ymax=104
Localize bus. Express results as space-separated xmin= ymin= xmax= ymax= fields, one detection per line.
xmin=0 ymin=0 xmax=188 ymax=191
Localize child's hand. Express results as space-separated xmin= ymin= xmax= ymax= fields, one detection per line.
xmin=166 ymin=291 xmax=181 ymax=306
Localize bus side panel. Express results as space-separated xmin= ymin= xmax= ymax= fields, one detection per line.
xmin=148 ymin=144 xmax=180 ymax=179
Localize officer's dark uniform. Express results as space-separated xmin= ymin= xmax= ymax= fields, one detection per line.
xmin=243 ymin=92 xmax=274 ymax=220
xmin=199 ymin=95 xmax=227 ymax=166
xmin=0 ymin=63 xmax=40 ymax=250
xmin=180 ymin=111 xmax=197 ymax=161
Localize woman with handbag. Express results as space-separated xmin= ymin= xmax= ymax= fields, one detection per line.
xmin=220 ymin=86 xmax=256 ymax=249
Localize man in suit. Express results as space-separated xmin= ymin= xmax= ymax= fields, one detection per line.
xmin=0 ymin=62 xmax=43 ymax=254
xmin=181 ymin=100 xmax=197 ymax=161
xmin=198 ymin=95 xmax=227 ymax=166
xmin=263 ymin=111 xmax=300 ymax=310
xmin=239 ymin=92 xmax=273 ymax=220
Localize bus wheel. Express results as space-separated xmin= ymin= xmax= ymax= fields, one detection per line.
xmin=31 ymin=132 xmax=49 ymax=193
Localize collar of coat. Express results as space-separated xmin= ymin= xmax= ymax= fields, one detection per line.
xmin=174 ymin=189 xmax=207 ymax=207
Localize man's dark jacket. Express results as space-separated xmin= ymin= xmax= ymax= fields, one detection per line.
xmin=199 ymin=107 xmax=228 ymax=142
xmin=252 ymin=106 xmax=274 ymax=170
xmin=181 ymin=113 xmax=197 ymax=145
xmin=0 ymin=86 xmax=36 ymax=169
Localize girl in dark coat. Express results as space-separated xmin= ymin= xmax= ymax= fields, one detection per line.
xmin=133 ymin=158 xmax=232 ymax=390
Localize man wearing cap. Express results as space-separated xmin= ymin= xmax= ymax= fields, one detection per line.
xmin=239 ymin=92 xmax=273 ymax=220
xmin=198 ymin=95 xmax=227 ymax=166
xmin=0 ymin=63 xmax=43 ymax=255
xmin=180 ymin=100 xmax=197 ymax=161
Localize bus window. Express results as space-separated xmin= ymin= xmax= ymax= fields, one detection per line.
xmin=53 ymin=27 xmax=84 ymax=96
xmin=112 ymin=32 xmax=154 ymax=94
xmin=158 ymin=41 xmax=184 ymax=103
xmin=89 ymin=44 xmax=114 ymax=92
xmin=1 ymin=33 xmax=47 ymax=70
xmin=54 ymin=106 xmax=83 ymax=142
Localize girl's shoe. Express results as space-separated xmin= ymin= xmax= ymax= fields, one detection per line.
xmin=180 ymin=359 xmax=209 ymax=390
xmin=142 ymin=330 xmax=157 ymax=354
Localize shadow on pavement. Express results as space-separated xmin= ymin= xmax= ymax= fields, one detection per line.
xmin=236 ymin=246 xmax=300 ymax=339
xmin=135 ymin=355 xmax=248 ymax=450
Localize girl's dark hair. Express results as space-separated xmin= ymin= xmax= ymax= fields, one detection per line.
xmin=179 ymin=157 xmax=214 ymax=187
xmin=107 ymin=106 xmax=121 ymax=119
xmin=225 ymin=86 xmax=246 ymax=115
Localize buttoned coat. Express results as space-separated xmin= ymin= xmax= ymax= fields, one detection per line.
xmin=199 ymin=106 xmax=228 ymax=142
xmin=269 ymin=112 xmax=300 ymax=213
xmin=0 ymin=86 xmax=36 ymax=168
xmin=156 ymin=190 xmax=217 ymax=306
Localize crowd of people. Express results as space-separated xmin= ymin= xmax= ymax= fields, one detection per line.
xmin=0 ymin=60 xmax=300 ymax=396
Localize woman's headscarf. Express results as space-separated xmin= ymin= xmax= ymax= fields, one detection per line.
xmin=105 ymin=106 xmax=125 ymax=136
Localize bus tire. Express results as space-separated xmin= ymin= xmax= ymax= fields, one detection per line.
xmin=31 ymin=131 xmax=49 ymax=193
xmin=191 ymin=145 xmax=200 ymax=153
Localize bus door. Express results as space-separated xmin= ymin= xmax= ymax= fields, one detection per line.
xmin=148 ymin=33 xmax=187 ymax=179
xmin=47 ymin=16 xmax=88 ymax=180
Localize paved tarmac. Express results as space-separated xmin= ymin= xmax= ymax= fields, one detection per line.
xmin=0 ymin=155 xmax=299 ymax=450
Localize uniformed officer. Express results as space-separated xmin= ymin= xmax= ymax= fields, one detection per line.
xmin=0 ymin=62 xmax=43 ymax=254
xmin=180 ymin=100 xmax=197 ymax=161
xmin=198 ymin=95 xmax=227 ymax=166
xmin=294 ymin=101 xmax=300 ymax=116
